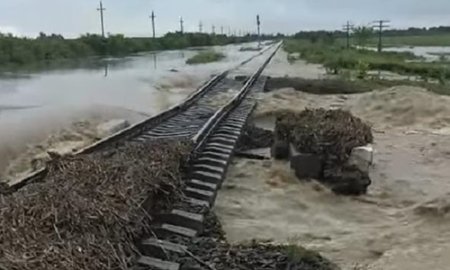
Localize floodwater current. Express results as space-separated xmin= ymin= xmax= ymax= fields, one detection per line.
xmin=0 ymin=42 xmax=266 ymax=181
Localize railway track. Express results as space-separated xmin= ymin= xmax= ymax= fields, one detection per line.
xmin=134 ymin=44 xmax=281 ymax=270
xmin=5 ymin=42 xmax=282 ymax=269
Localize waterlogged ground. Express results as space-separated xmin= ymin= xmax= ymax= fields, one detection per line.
xmin=216 ymin=49 xmax=450 ymax=270
xmin=0 ymin=42 xmax=266 ymax=182
xmin=368 ymin=46 xmax=450 ymax=61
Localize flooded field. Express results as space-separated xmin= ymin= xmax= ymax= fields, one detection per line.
xmin=368 ymin=46 xmax=450 ymax=61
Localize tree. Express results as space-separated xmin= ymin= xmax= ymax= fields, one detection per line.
xmin=353 ymin=26 xmax=374 ymax=47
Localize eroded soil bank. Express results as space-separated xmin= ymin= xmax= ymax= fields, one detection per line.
xmin=216 ymin=49 xmax=450 ymax=269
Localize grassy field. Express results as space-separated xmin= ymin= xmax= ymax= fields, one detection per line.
xmin=186 ymin=50 xmax=225 ymax=64
xmin=0 ymin=32 xmax=254 ymax=69
xmin=367 ymin=34 xmax=450 ymax=47
xmin=284 ymin=39 xmax=450 ymax=82
xmin=266 ymin=77 xmax=450 ymax=96
xmin=334 ymin=34 xmax=450 ymax=47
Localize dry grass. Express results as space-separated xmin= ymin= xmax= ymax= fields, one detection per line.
xmin=0 ymin=140 xmax=191 ymax=270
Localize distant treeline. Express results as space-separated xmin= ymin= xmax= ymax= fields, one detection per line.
xmin=0 ymin=32 xmax=274 ymax=67
xmin=293 ymin=25 xmax=450 ymax=39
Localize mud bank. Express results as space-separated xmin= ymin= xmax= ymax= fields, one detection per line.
xmin=216 ymin=49 xmax=450 ymax=269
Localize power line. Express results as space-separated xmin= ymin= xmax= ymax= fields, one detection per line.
xmin=342 ymin=21 xmax=354 ymax=49
xmin=373 ymin=20 xmax=390 ymax=52
xmin=96 ymin=1 xmax=106 ymax=38
xmin=256 ymin=14 xmax=261 ymax=46
xmin=150 ymin=11 xmax=156 ymax=38
xmin=179 ymin=17 xmax=184 ymax=34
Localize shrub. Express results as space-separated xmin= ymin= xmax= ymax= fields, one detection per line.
xmin=186 ymin=50 xmax=225 ymax=64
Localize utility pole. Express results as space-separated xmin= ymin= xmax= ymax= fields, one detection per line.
xmin=221 ymin=26 xmax=224 ymax=35
xmin=199 ymin=21 xmax=203 ymax=33
xmin=373 ymin=20 xmax=390 ymax=52
xmin=150 ymin=11 xmax=156 ymax=38
xmin=179 ymin=17 xmax=184 ymax=33
xmin=212 ymin=25 xmax=216 ymax=34
xmin=97 ymin=1 xmax=106 ymax=38
xmin=342 ymin=21 xmax=354 ymax=49
xmin=256 ymin=14 xmax=261 ymax=46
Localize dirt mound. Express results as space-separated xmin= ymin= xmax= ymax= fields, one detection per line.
xmin=349 ymin=86 xmax=450 ymax=128
xmin=0 ymin=140 xmax=191 ymax=270
xmin=237 ymin=124 xmax=274 ymax=151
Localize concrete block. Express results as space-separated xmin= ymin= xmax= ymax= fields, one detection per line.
xmin=97 ymin=119 xmax=129 ymax=137
xmin=347 ymin=144 xmax=374 ymax=173
xmin=271 ymin=139 xmax=289 ymax=160
xmin=289 ymin=144 xmax=323 ymax=179
xmin=161 ymin=209 xmax=204 ymax=232
xmin=184 ymin=187 xmax=216 ymax=204
xmin=140 ymin=238 xmax=187 ymax=258
xmin=186 ymin=197 xmax=211 ymax=208
xmin=152 ymin=224 xmax=198 ymax=238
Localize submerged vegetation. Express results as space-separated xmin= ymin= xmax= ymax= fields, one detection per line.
xmin=284 ymin=39 xmax=450 ymax=82
xmin=0 ymin=32 xmax=263 ymax=68
xmin=186 ymin=50 xmax=225 ymax=64
xmin=294 ymin=25 xmax=450 ymax=47
xmin=266 ymin=77 xmax=450 ymax=96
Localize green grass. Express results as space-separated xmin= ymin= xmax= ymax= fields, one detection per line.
xmin=368 ymin=34 xmax=450 ymax=47
xmin=186 ymin=50 xmax=225 ymax=64
xmin=266 ymin=77 xmax=450 ymax=96
xmin=284 ymin=39 xmax=450 ymax=82
xmin=0 ymin=32 xmax=256 ymax=69
xmin=335 ymin=34 xmax=450 ymax=47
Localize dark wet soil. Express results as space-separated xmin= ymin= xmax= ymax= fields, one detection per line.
xmin=157 ymin=212 xmax=340 ymax=270
xmin=265 ymin=77 xmax=373 ymax=94
xmin=237 ymin=124 xmax=274 ymax=151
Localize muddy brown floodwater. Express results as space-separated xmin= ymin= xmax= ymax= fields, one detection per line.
xmin=0 ymin=43 xmax=266 ymax=183
xmin=215 ymin=49 xmax=450 ymax=269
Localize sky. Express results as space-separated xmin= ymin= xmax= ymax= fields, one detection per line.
xmin=0 ymin=0 xmax=449 ymax=38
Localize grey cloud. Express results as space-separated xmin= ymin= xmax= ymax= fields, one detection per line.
xmin=0 ymin=0 xmax=449 ymax=37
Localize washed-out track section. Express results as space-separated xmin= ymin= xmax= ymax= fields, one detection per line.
xmin=136 ymin=99 xmax=257 ymax=270
xmin=135 ymin=44 xmax=280 ymax=270
xmin=131 ymin=76 xmax=267 ymax=142
xmin=9 ymin=43 xmax=277 ymax=192
xmin=131 ymin=77 xmax=244 ymax=141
